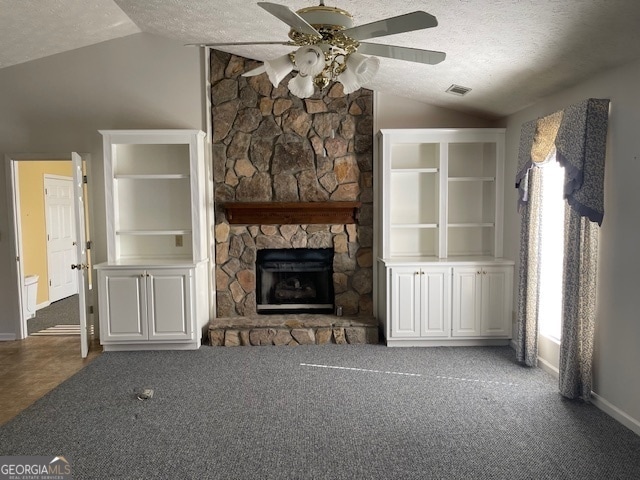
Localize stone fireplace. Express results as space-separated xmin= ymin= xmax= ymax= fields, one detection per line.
xmin=210 ymin=50 xmax=374 ymax=332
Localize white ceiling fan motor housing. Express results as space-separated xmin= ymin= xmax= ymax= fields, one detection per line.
xmin=296 ymin=5 xmax=354 ymax=31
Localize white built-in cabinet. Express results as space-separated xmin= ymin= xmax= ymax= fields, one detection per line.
xmin=95 ymin=130 xmax=209 ymax=351
xmin=97 ymin=268 xmax=192 ymax=342
xmin=451 ymin=265 xmax=512 ymax=338
xmin=375 ymin=129 xmax=514 ymax=346
xmin=389 ymin=266 xmax=451 ymax=338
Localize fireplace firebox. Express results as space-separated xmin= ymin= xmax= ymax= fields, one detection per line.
xmin=256 ymin=248 xmax=334 ymax=314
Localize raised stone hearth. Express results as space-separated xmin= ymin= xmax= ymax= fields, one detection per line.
xmin=209 ymin=315 xmax=379 ymax=347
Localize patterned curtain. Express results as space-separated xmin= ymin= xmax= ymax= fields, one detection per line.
xmin=559 ymin=209 xmax=599 ymax=400
xmin=555 ymin=99 xmax=609 ymax=400
xmin=515 ymin=113 xmax=562 ymax=366
xmin=515 ymin=99 xmax=610 ymax=401
xmin=515 ymin=166 xmax=542 ymax=366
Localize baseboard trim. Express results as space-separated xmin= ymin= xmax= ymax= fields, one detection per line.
xmin=103 ymin=342 xmax=201 ymax=352
xmin=0 ymin=333 xmax=17 ymax=341
xmin=386 ymin=339 xmax=511 ymax=347
xmin=36 ymin=301 xmax=51 ymax=311
xmin=537 ymin=356 xmax=559 ymax=377
xmin=591 ymin=392 xmax=640 ymax=437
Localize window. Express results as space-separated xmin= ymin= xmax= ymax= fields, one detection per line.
xmin=537 ymin=155 xmax=565 ymax=341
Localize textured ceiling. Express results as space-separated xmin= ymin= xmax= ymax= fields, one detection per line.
xmin=3 ymin=0 xmax=640 ymax=119
xmin=0 ymin=0 xmax=139 ymax=68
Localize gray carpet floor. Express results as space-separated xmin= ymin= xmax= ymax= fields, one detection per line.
xmin=1 ymin=345 xmax=639 ymax=479
xmin=27 ymin=294 xmax=79 ymax=335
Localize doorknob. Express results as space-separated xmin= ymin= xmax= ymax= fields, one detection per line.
xmin=71 ymin=264 xmax=88 ymax=270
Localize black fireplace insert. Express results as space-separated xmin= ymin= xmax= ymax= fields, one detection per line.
xmin=256 ymin=248 xmax=334 ymax=314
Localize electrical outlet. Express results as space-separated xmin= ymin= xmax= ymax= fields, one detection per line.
xmin=175 ymin=235 xmax=183 ymax=247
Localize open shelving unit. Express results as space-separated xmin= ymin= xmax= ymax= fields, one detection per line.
xmin=101 ymin=132 xmax=206 ymax=264
xmin=95 ymin=130 xmax=209 ymax=351
xmin=387 ymin=141 xmax=441 ymax=258
xmin=379 ymin=129 xmax=505 ymax=260
xmin=375 ymin=128 xmax=514 ymax=347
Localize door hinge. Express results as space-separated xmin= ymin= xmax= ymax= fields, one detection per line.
xmin=83 ymin=175 xmax=88 ymax=184
xmin=86 ymin=240 xmax=92 ymax=250
xmin=49 ymin=280 xmax=52 ymax=286
xmin=89 ymin=305 xmax=94 ymax=314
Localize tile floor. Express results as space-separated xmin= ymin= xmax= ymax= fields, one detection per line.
xmin=0 ymin=336 xmax=102 ymax=425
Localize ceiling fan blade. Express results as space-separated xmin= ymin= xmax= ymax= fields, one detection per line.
xmin=358 ymin=42 xmax=446 ymax=65
xmin=258 ymin=2 xmax=321 ymax=38
xmin=343 ymin=11 xmax=438 ymax=41
xmin=187 ymin=41 xmax=292 ymax=47
xmin=242 ymin=65 xmax=267 ymax=77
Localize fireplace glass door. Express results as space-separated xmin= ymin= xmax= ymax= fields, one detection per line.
xmin=256 ymin=248 xmax=334 ymax=314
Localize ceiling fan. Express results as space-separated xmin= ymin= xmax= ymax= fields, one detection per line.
xmin=198 ymin=1 xmax=446 ymax=98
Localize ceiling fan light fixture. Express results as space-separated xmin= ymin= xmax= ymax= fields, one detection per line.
xmin=294 ymin=45 xmax=326 ymax=76
xmin=288 ymin=73 xmax=316 ymax=98
xmin=214 ymin=2 xmax=445 ymax=100
xmin=336 ymin=66 xmax=361 ymax=94
xmin=347 ymin=52 xmax=380 ymax=84
xmin=264 ymin=54 xmax=295 ymax=87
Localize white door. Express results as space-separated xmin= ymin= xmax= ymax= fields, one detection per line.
xmin=480 ymin=267 xmax=512 ymax=337
xmin=389 ymin=266 xmax=421 ymax=337
xmin=71 ymin=153 xmax=92 ymax=358
xmin=452 ymin=266 xmax=482 ymax=336
xmin=420 ymin=267 xmax=451 ymax=337
xmin=98 ymin=269 xmax=147 ymax=341
xmin=147 ymin=268 xmax=192 ymax=341
xmin=45 ymin=176 xmax=78 ymax=302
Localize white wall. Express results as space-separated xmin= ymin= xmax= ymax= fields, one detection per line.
xmin=0 ymin=32 xmax=205 ymax=337
xmin=375 ymin=91 xmax=500 ymax=130
xmin=503 ymin=58 xmax=640 ymax=429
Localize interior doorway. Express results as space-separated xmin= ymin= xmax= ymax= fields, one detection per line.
xmin=5 ymin=153 xmax=94 ymax=357
xmin=44 ymin=175 xmax=79 ymax=303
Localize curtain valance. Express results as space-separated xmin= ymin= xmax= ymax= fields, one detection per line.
xmin=515 ymin=98 xmax=610 ymax=225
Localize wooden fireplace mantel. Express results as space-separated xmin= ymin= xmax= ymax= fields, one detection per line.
xmin=222 ymin=201 xmax=362 ymax=225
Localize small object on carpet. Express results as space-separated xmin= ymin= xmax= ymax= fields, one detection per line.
xmin=136 ymin=388 xmax=154 ymax=401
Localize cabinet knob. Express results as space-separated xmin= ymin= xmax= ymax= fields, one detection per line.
xmin=477 ymin=271 xmax=481 ymax=275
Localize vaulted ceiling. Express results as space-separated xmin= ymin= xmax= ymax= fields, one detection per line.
xmin=2 ymin=0 xmax=640 ymax=119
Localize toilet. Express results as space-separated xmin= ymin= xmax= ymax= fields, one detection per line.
xmin=23 ymin=274 xmax=39 ymax=319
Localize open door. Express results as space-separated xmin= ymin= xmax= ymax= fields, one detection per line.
xmin=71 ymin=153 xmax=92 ymax=358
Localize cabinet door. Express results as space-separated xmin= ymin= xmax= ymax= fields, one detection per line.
xmin=146 ymin=268 xmax=193 ymax=341
xmin=452 ymin=267 xmax=482 ymax=336
xmin=389 ymin=267 xmax=421 ymax=337
xmin=99 ymin=269 xmax=147 ymax=341
xmin=420 ymin=267 xmax=451 ymax=337
xmin=480 ymin=266 xmax=512 ymax=337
